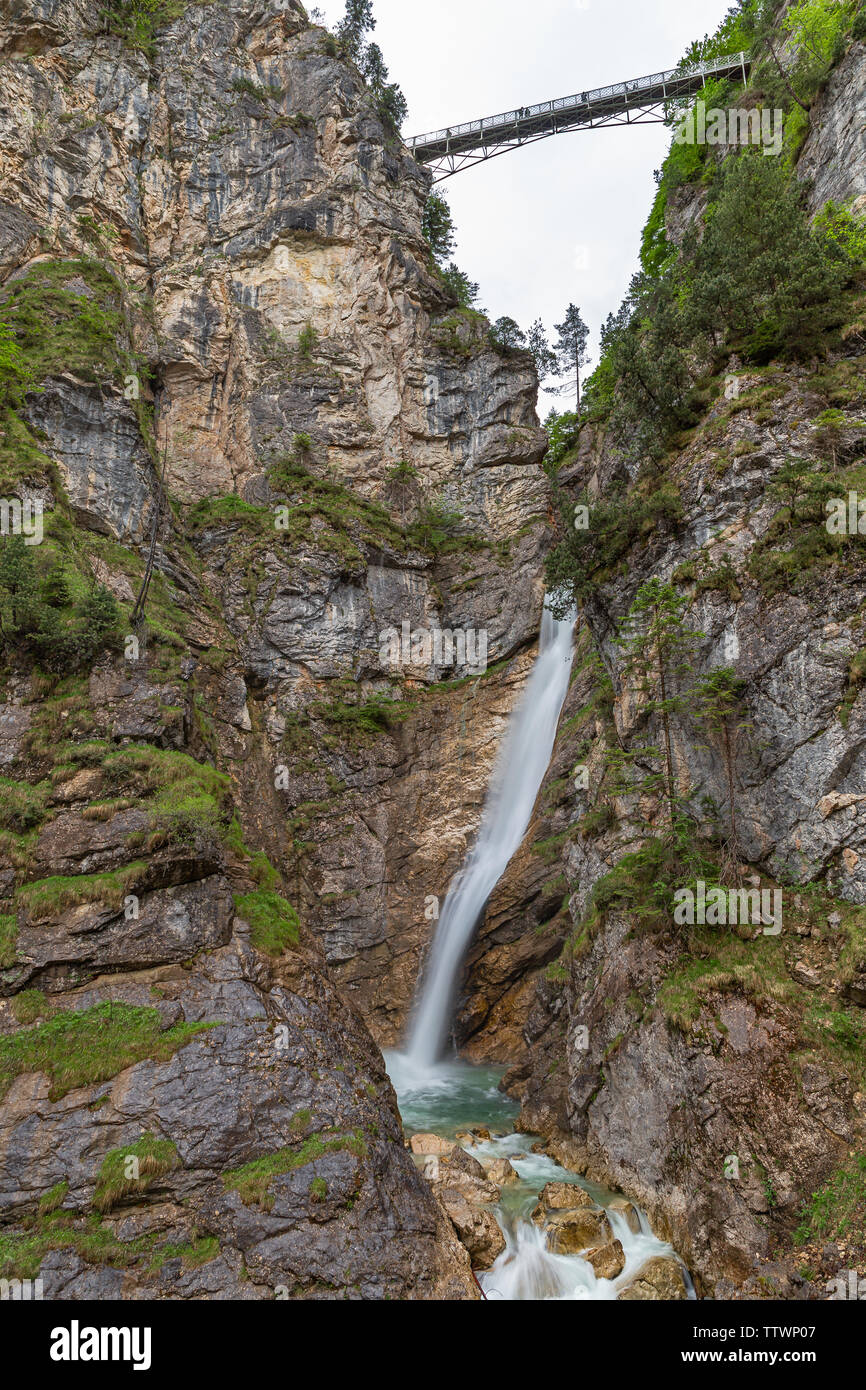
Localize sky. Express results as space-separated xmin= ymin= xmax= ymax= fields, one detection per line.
xmin=315 ymin=0 xmax=734 ymax=411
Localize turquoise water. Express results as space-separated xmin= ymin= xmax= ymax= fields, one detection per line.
xmin=385 ymin=1050 xmax=692 ymax=1301
xmin=384 ymin=1052 xmax=519 ymax=1137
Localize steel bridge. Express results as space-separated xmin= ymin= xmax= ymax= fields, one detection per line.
xmin=408 ymin=51 xmax=751 ymax=181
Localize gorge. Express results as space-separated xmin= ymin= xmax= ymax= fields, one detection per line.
xmin=0 ymin=0 xmax=865 ymax=1309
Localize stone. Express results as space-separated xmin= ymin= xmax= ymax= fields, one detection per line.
xmin=545 ymin=1208 xmax=612 ymax=1255
xmin=410 ymin=1134 xmax=455 ymax=1158
xmin=607 ymin=1197 xmax=642 ymax=1235
xmin=484 ymin=1158 xmax=519 ymax=1185
xmin=435 ymin=1190 xmax=505 ymax=1270
xmin=618 ymin=1257 xmax=688 ymax=1301
xmin=586 ymin=1239 xmax=625 ymax=1280
xmin=536 ymin=1181 xmax=594 ymax=1211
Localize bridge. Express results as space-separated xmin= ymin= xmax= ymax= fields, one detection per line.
xmin=408 ymin=52 xmax=751 ymax=181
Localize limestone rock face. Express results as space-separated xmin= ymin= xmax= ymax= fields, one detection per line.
xmin=0 ymin=919 xmax=477 ymax=1299
xmin=798 ymin=42 xmax=866 ymax=212
xmin=508 ymin=21 xmax=866 ymax=1302
xmin=0 ymin=0 xmax=554 ymax=1053
xmin=0 ymin=0 xmax=549 ymax=1299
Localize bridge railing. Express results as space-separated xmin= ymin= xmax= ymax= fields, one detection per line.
xmin=409 ymin=52 xmax=749 ymax=152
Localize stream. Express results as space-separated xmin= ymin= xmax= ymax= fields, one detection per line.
xmin=386 ymin=1053 xmax=692 ymax=1301
xmin=387 ymin=606 xmax=692 ymax=1299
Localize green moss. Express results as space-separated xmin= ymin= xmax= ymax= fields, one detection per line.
xmin=267 ymin=456 xmax=408 ymax=563
xmin=223 ymin=1130 xmax=368 ymax=1212
xmin=0 ymin=777 xmax=51 ymax=833
xmin=15 ymin=862 xmax=148 ymax=917
xmin=233 ymin=890 xmax=300 ymax=956
xmin=93 ymin=1133 xmax=180 ymax=1212
xmin=99 ymin=0 xmax=187 ymax=57
xmin=0 ymin=257 xmax=132 ymax=388
xmin=148 ymin=1234 xmax=219 ymax=1271
xmin=187 ymin=494 xmax=273 ymax=533
xmin=0 ymin=1208 xmax=156 ymax=1281
xmin=38 ymin=1181 xmax=68 ymax=1215
xmin=0 ymin=1002 xmax=217 ymax=1101
xmin=657 ymin=929 xmax=797 ymax=1032
xmin=310 ymin=688 xmax=417 ymax=744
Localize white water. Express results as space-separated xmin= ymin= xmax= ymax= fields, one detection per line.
xmin=469 ymin=1134 xmax=686 ymax=1302
xmin=383 ymin=1053 xmax=696 ymax=1302
xmin=403 ymin=608 xmax=575 ymax=1070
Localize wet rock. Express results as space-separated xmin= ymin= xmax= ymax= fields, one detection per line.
xmin=0 ymin=923 xmax=477 ymax=1300
xmin=545 ymin=1208 xmax=612 ymax=1255
xmin=586 ymin=1239 xmax=625 ymax=1280
xmin=435 ymin=1190 xmax=505 ymax=1270
xmin=484 ymin=1158 xmax=519 ymax=1185
xmin=618 ymin=1257 xmax=689 ymax=1301
xmin=444 ymin=1146 xmax=488 ymax=1181
xmin=532 ymin=1181 xmax=594 ymax=1218
xmin=607 ymin=1197 xmax=641 ymax=1235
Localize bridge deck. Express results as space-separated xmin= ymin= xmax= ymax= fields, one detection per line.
xmin=409 ymin=53 xmax=750 ymax=170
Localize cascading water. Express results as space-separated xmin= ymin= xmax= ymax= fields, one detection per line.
xmin=402 ymin=607 xmax=576 ymax=1071
xmin=384 ymin=604 xmax=695 ymax=1301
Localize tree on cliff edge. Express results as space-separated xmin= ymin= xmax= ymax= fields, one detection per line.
xmin=336 ymin=0 xmax=375 ymax=60
xmin=552 ymin=304 xmax=591 ymax=411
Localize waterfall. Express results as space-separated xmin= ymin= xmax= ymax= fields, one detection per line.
xmin=403 ymin=607 xmax=575 ymax=1071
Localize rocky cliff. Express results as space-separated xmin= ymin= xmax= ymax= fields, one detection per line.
xmin=0 ymin=0 xmax=555 ymax=1297
xmin=509 ymin=22 xmax=866 ymax=1299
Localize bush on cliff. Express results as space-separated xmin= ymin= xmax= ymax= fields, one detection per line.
xmin=0 ymin=536 xmax=122 ymax=673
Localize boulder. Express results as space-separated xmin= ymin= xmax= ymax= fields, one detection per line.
xmin=545 ymin=1208 xmax=612 ymax=1255
xmin=531 ymin=1181 xmax=594 ymax=1224
xmin=542 ymin=1181 xmax=594 ymax=1209
xmin=430 ymin=1146 xmax=501 ymax=1205
xmin=484 ymin=1158 xmax=520 ymax=1185
xmin=607 ymin=1197 xmax=641 ymax=1235
xmin=410 ymin=1133 xmax=455 ymax=1157
xmin=436 ymin=1190 xmax=505 ymax=1270
xmin=586 ymin=1239 xmax=626 ymax=1279
xmin=445 ymin=1146 xmax=488 ymax=1180
xmin=618 ymin=1256 xmax=689 ymax=1301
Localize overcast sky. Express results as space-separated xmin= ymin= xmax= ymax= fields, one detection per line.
xmin=315 ymin=0 xmax=733 ymax=411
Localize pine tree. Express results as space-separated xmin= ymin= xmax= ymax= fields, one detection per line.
xmin=527 ymin=319 xmax=557 ymax=381
xmin=336 ymin=0 xmax=375 ymax=60
xmin=422 ymin=193 xmax=456 ymax=264
xmin=686 ymin=154 xmax=848 ymax=360
xmin=490 ymin=317 xmax=526 ymax=353
xmin=552 ymin=304 xmax=590 ymax=409
xmin=441 ymin=264 xmax=479 ymax=309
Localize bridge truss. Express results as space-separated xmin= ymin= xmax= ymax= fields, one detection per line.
xmin=408 ymin=52 xmax=751 ymax=181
